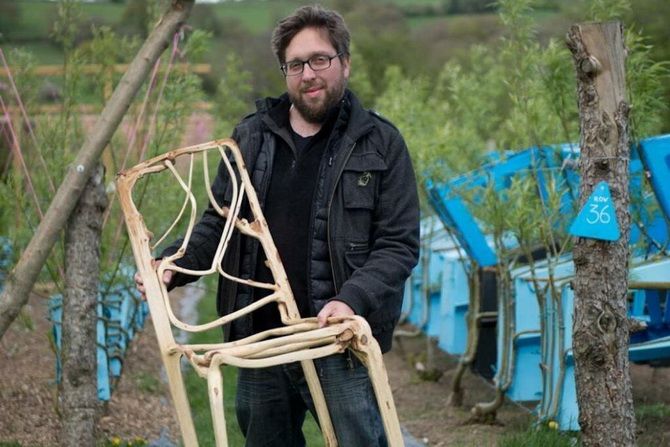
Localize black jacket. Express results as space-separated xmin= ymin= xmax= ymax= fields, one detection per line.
xmin=166 ymin=90 xmax=420 ymax=353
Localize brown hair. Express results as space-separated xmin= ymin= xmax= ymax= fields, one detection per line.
xmin=271 ymin=5 xmax=350 ymax=64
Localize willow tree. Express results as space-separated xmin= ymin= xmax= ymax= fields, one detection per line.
xmin=0 ymin=0 xmax=195 ymax=340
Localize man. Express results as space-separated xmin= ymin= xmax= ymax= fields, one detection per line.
xmin=136 ymin=5 xmax=419 ymax=446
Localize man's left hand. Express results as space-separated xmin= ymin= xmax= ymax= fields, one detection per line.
xmin=317 ymin=300 xmax=354 ymax=327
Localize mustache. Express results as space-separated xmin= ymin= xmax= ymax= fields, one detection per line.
xmin=300 ymin=82 xmax=325 ymax=93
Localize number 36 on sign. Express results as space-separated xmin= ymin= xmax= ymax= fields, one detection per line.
xmin=568 ymin=181 xmax=621 ymax=241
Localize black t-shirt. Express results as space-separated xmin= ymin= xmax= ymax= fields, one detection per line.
xmin=252 ymin=109 xmax=338 ymax=333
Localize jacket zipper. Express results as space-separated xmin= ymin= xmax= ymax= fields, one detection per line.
xmin=327 ymin=142 xmax=357 ymax=295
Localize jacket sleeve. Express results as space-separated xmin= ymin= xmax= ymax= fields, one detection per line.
xmin=334 ymin=129 xmax=421 ymax=316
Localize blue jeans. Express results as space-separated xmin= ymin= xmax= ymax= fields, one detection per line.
xmin=236 ymin=352 xmax=388 ymax=447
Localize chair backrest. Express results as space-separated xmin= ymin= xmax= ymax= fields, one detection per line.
xmin=117 ymin=139 xmax=300 ymax=341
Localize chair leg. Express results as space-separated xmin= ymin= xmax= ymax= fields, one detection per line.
xmin=164 ymin=353 xmax=199 ymax=447
xmin=300 ymin=359 xmax=339 ymax=447
xmin=207 ymin=362 xmax=229 ymax=447
xmin=353 ymin=341 xmax=405 ymax=447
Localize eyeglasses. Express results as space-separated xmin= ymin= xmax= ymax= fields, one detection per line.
xmin=281 ymin=53 xmax=342 ymax=77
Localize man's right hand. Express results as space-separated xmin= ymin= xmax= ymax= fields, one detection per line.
xmin=134 ymin=259 xmax=173 ymax=300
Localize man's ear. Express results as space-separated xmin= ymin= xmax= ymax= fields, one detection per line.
xmin=342 ymin=55 xmax=351 ymax=79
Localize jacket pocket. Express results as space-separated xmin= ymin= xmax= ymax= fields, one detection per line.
xmin=342 ymin=152 xmax=387 ymax=210
xmin=344 ymin=242 xmax=371 ymax=275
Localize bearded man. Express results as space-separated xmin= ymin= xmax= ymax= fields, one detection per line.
xmin=136 ymin=5 xmax=419 ymax=446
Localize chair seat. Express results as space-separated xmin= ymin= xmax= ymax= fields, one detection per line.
xmin=175 ymin=317 xmax=364 ymax=370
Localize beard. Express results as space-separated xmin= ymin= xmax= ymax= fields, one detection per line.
xmin=289 ymin=77 xmax=346 ymax=124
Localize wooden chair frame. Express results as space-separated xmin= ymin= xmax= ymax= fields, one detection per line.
xmin=116 ymin=139 xmax=404 ymax=447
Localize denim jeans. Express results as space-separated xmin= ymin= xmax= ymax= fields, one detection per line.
xmin=235 ymin=352 xmax=388 ymax=447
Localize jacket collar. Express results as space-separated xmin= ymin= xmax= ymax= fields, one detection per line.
xmin=256 ymin=89 xmax=375 ymax=144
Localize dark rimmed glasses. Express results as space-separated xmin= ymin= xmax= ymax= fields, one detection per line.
xmin=281 ymin=53 xmax=342 ymax=77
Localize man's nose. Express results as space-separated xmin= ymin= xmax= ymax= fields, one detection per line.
xmin=301 ymin=63 xmax=317 ymax=80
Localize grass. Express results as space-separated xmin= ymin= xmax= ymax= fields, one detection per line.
xmin=4 ymin=41 xmax=63 ymax=64
xmin=636 ymin=402 xmax=670 ymax=447
xmin=134 ymin=371 xmax=162 ymax=395
xmin=498 ymin=425 xmax=580 ymax=447
xmin=208 ymin=0 xmax=303 ymax=35
xmin=7 ymin=1 xmax=123 ymax=41
xmin=6 ymin=1 xmax=58 ymax=41
xmin=499 ymin=405 xmax=670 ymax=447
xmin=636 ymin=402 xmax=670 ymax=421
xmin=384 ymin=0 xmax=444 ymax=5
xmin=182 ymin=279 xmax=323 ymax=446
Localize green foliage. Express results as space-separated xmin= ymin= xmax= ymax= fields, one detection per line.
xmin=625 ymin=30 xmax=670 ymax=139
xmin=497 ymin=0 xmax=536 ymax=43
xmin=118 ymin=0 xmax=151 ymax=38
xmin=432 ymin=52 xmax=501 ymax=170
xmin=627 ymin=1 xmax=670 ymax=131
xmin=0 ymin=50 xmax=40 ymax=241
xmin=375 ymin=0 xmax=578 ymax=189
xmin=0 ymin=32 xmax=91 ymax=290
xmin=77 ymin=26 xmax=141 ymax=102
xmin=347 ymin=43 xmax=375 ymax=108
xmin=376 ymin=0 xmax=668 ymax=272
xmin=493 ymin=0 xmax=578 ymax=150
xmin=374 ymin=65 xmax=435 ymax=184
xmin=51 ymin=0 xmax=84 ymax=52
xmin=214 ymin=51 xmax=254 ymax=138
xmin=588 ymin=0 xmax=631 ymax=21
xmin=0 ymin=5 xmax=209 ymax=294
xmin=343 ymin=1 xmax=418 ymax=95
xmin=541 ymin=39 xmax=580 ymax=142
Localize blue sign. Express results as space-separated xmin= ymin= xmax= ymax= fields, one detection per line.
xmin=569 ymin=181 xmax=620 ymax=241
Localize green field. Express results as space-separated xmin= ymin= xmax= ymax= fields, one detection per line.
xmin=207 ymin=0 xmax=304 ymax=34
xmin=2 ymin=0 xmax=469 ymax=74
xmin=7 ymin=0 xmax=457 ymax=41
xmin=6 ymin=1 xmax=124 ymax=41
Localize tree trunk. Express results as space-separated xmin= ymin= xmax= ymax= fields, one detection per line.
xmin=566 ymin=22 xmax=636 ymax=446
xmin=60 ymin=164 xmax=107 ymax=447
xmin=0 ymin=0 xmax=194 ymax=340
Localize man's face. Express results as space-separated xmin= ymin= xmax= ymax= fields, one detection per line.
xmin=284 ymin=27 xmax=350 ymax=124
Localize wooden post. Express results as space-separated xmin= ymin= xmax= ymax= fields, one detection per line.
xmin=60 ymin=164 xmax=107 ymax=447
xmin=0 ymin=0 xmax=194 ymax=340
xmin=566 ymin=22 xmax=635 ymax=446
